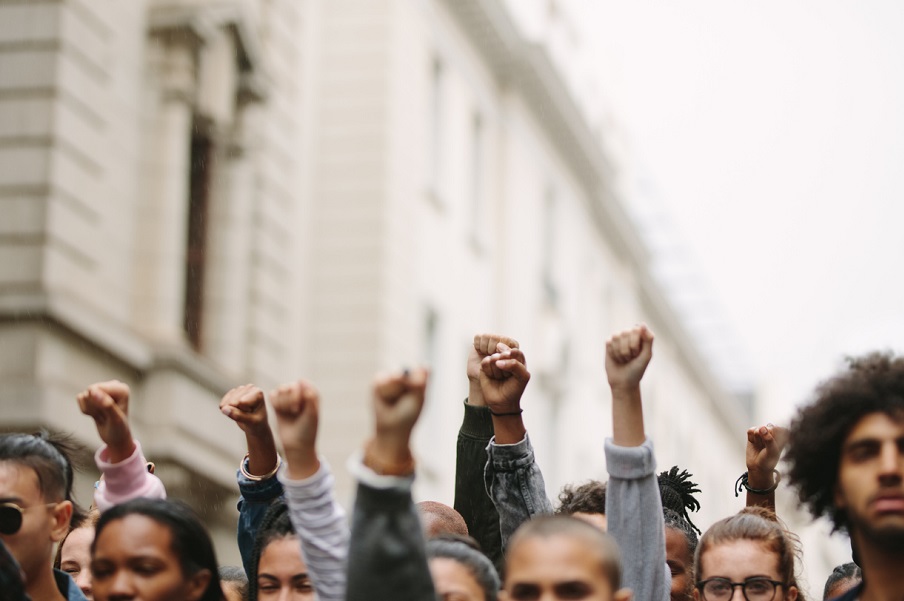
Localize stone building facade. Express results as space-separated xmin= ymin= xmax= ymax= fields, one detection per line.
xmin=0 ymin=0 xmax=750 ymax=564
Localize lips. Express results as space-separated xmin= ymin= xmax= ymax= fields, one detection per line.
xmin=871 ymin=494 xmax=904 ymax=513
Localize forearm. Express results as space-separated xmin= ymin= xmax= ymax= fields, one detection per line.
xmin=245 ymin=428 xmax=279 ymax=476
xmin=610 ymin=385 xmax=646 ymax=447
xmin=236 ymin=458 xmax=285 ymax=576
xmin=279 ymin=460 xmax=349 ymax=601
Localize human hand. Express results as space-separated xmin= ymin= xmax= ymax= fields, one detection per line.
xmin=746 ymin=423 xmax=789 ymax=487
xmin=478 ymin=344 xmax=530 ymax=415
xmin=605 ymin=325 xmax=654 ymax=392
xmin=367 ymin=368 xmax=429 ymax=472
xmin=219 ymin=384 xmax=270 ymax=437
xmin=77 ymin=381 xmax=135 ymax=463
xmin=467 ymin=334 xmax=520 ymax=406
xmin=270 ymin=380 xmax=320 ymax=480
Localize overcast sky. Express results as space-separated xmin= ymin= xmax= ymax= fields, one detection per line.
xmin=577 ymin=1 xmax=904 ymax=418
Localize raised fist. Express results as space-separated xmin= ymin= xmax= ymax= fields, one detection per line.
xmin=605 ymin=324 xmax=654 ymax=391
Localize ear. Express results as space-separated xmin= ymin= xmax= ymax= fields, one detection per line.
xmin=693 ymin=588 xmax=701 ymax=601
xmin=785 ymin=585 xmax=799 ymax=601
xmin=614 ymin=587 xmax=633 ymax=601
xmin=833 ymin=480 xmax=847 ymax=511
xmin=50 ymin=500 xmax=73 ymax=542
xmin=185 ymin=568 xmax=212 ymax=601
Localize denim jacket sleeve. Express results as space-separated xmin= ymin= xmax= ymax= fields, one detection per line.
xmin=454 ymin=401 xmax=504 ymax=572
xmin=605 ymin=437 xmax=669 ymax=601
xmin=236 ymin=457 xmax=285 ymax=577
xmin=484 ymin=433 xmax=554 ymax=550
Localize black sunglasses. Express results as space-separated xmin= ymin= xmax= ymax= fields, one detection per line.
xmin=0 ymin=502 xmax=57 ymax=535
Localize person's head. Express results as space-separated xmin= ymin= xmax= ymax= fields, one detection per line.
xmin=822 ymin=562 xmax=861 ymax=600
xmin=786 ymin=352 xmax=904 ymax=541
xmin=505 ymin=515 xmax=629 ymax=601
xmin=665 ymin=508 xmax=698 ymax=601
xmin=556 ymin=480 xmax=608 ymax=531
xmin=417 ymin=501 xmax=469 ymax=538
xmin=660 ymin=467 xmax=702 ymax=601
xmin=0 ymin=431 xmax=82 ymax=584
xmin=219 ymin=566 xmax=249 ymax=601
xmin=248 ymin=500 xmax=312 ymax=601
xmin=426 ymin=535 xmax=499 ymax=601
xmin=55 ymin=507 xmax=100 ymax=599
xmin=694 ymin=508 xmax=801 ymax=601
xmin=90 ymin=498 xmax=222 ymax=601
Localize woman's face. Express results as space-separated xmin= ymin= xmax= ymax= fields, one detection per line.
xmin=256 ymin=536 xmax=313 ymax=600
xmin=60 ymin=526 xmax=95 ymax=599
xmin=694 ymin=540 xmax=797 ymax=601
xmin=428 ymin=557 xmax=485 ymax=601
xmin=91 ymin=514 xmax=211 ymax=601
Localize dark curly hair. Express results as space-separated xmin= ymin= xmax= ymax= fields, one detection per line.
xmin=785 ymin=352 xmax=904 ymax=532
xmin=555 ymin=480 xmax=606 ymax=516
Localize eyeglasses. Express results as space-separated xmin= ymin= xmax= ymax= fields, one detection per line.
xmin=0 ymin=502 xmax=59 ymax=535
xmin=697 ymin=578 xmax=785 ymax=601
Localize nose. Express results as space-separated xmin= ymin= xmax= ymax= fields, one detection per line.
xmin=878 ymin=442 xmax=904 ymax=483
xmin=74 ymin=569 xmax=93 ymax=596
xmin=105 ymin=569 xmax=135 ymax=600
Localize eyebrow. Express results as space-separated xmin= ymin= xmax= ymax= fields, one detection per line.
xmin=0 ymin=497 xmax=24 ymax=504
xmin=257 ymin=572 xmax=311 ymax=580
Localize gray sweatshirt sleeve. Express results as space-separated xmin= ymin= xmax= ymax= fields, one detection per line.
xmin=604 ymin=437 xmax=669 ymax=601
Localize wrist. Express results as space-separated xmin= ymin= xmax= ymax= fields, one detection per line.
xmin=106 ymin=438 xmax=137 ymax=464
xmin=467 ymin=380 xmax=485 ymax=406
xmin=746 ymin=467 xmax=779 ymax=489
xmin=364 ymin=438 xmax=414 ymax=476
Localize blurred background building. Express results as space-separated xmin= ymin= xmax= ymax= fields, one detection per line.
xmin=1 ymin=0 xmax=837 ymax=578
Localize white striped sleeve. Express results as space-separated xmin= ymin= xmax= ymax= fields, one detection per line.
xmin=278 ymin=460 xmax=349 ymax=601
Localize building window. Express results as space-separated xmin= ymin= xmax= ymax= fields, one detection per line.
xmin=428 ymin=56 xmax=445 ymax=204
xmin=183 ymin=122 xmax=214 ymax=351
xmin=542 ymin=183 xmax=558 ymax=305
xmin=468 ymin=110 xmax=484 ymax=247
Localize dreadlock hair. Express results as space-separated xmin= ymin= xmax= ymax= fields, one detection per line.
xmin=0 ymin=430 xmax=86 ymax=524
xmin=786 ymin=352 xmax=904 ymax=533
xmin=664 ymin=507 xmax=698 ymax=555
xmin=555 ymin=480 xmax=607 ymax=516
xmin=657 ymin=466 xmax=701 ymax=535
xmin=248 ymin=499 xmax=297 ymax=601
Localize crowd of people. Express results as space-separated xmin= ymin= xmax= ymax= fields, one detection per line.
xmin=1 ymin=324 xmax=902 ymax=601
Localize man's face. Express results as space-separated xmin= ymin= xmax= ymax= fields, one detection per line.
xmin=665 ymin=527 xmax=694 ymax=601
xmin=505 ymin=534 xmax=629 ymax=601
xmin=835 ymin=412 xmax=904 ymax=548
xmin=0 ymin=461 xmax=69 ymax=581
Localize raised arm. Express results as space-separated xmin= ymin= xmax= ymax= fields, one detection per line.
xmin=742 ymin=423 xmax=788 ymax=511
xmin=76 ymin=380 xmax=166 ymax=512
xmin=219 ymin=384 xmax=283 ymax=575
xmin=345 ymin=368 xmax=435 ymax=601
xmin=269 ymin=380 xmax=348 ymax=601
xmin=604 ymin=325 xmax=668 ymax=601
xmin=481 ymin=341 xmax=554 ymax=549
xmin=454 ymin=334 xmax=519 ymax=570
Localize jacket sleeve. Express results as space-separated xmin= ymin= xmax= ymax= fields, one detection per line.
xmin=278 ymin=459 xmax=349 ymax=601
xmin=345 ymin=456 xmax=435 ymax=601
xmin=454 ymin=401 xmax=504 ymax=571
xmin=484 ymin=433 xmax=554 ymax=550
xmin=93 ymin=441 xmax=166 ymax=513
xmin=605 ymin=437 xmax=669 ymax=601
xmin=236 ymin=457 xmax=285 ymax=577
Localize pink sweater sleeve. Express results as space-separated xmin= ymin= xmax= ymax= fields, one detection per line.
xmin=94 ymin=440 xmax=167 ymax=512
